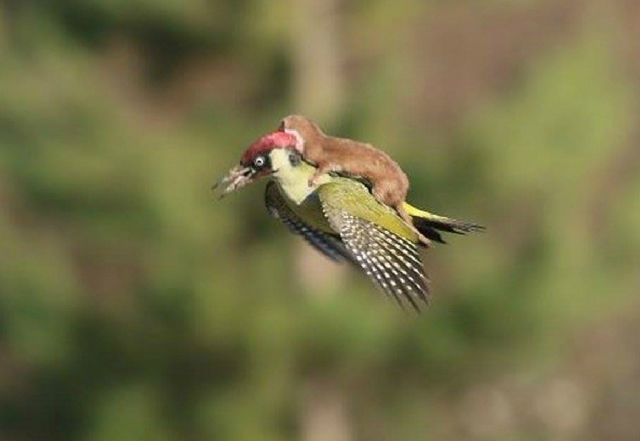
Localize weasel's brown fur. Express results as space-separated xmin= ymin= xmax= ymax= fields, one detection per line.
xmin=280 ymin=115 xmax=428 ymax=245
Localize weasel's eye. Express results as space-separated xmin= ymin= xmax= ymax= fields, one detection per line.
xmin=253 ymin=156 xmax=266 ymax=168
xmin=288 ymin=151 xmax=301 ymax=166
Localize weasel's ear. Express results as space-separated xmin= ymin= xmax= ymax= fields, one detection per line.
xmin=284 ymin=128 xmax=305 ymax=154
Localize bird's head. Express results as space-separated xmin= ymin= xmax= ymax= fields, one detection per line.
xmin=214 ymin=131 xmax=302 ymax=197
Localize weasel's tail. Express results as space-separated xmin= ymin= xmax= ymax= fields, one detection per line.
xmin=403 ymin=203 xmax=485 ymax=244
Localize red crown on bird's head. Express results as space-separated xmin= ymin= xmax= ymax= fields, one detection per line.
xmin=240 ymin=131 xmax=297 ymax=166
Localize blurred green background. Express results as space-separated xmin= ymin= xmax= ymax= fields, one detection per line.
xmin=1 ymin=0 xmax=640 ymax=440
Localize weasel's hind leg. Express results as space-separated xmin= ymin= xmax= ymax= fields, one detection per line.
xmin=372 ymin=186 xmax=431 ymax=247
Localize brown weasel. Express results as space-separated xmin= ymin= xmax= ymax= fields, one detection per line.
xmin=279 ymin=115 xmax=428 ymax=244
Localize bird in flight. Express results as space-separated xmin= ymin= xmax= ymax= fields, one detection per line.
xmin=215 ymin=120 xmax=484 ymax=311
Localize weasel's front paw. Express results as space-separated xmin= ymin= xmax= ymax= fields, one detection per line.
xmin=308 ymin=175 xmax=321 ymax=187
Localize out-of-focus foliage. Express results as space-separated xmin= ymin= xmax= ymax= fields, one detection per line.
xmin=1 ymin=1 xmax=639 ymax=440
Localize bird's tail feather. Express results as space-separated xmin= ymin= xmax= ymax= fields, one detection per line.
xmin=403 ymin=203 xmax=485 ymax=244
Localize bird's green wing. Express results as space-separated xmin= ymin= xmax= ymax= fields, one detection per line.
xmin=317 ymin=180 xmax=429 ymax=311
xmin=264 ymin=181 xmax=354 ymax=263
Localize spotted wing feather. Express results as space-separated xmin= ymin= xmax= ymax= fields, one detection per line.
xmin=322 ymin=206 xmax=430 ymax=311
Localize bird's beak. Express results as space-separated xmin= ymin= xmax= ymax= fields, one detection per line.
xmin=212 ymin=164 xmax=256 ymax=199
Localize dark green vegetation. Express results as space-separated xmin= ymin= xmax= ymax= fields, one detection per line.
xmin=1 ymin=1 xmax=639 ymax=440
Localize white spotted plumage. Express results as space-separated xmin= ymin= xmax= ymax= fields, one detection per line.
xmin=323 ymin=209 xmax=429 ymax=311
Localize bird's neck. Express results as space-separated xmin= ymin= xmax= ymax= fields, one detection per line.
xmin=269 ymin=150 xmax=330 ymax=205
xmin=277 ymin=163 xmax=330 ymax=205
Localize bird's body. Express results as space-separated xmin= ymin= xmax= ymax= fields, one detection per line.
xmin=268 ymin=149 xmax=416 ymax=240
xmin=265 ymin=148 xmax=428 ymax=309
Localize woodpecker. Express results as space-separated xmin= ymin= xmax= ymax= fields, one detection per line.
xmin=215 ymin=131 xmax=484 ymax=311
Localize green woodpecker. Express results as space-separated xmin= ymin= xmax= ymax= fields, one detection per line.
xmin=215 ymin=131 xmax=484 ymax=311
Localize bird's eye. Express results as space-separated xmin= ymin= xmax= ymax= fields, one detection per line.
xmin=253 ymin=156 xmax=266 ymax=168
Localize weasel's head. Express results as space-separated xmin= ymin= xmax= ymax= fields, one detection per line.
xmin=277 ymin=114 xmax=324 ymax=153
